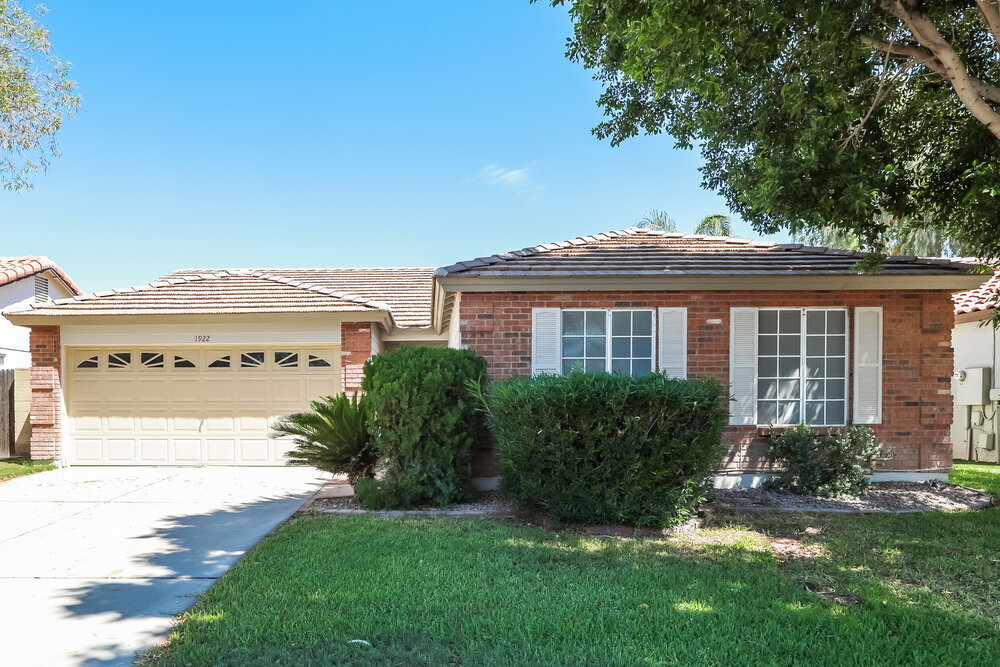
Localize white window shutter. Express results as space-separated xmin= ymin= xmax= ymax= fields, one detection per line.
xmin=658 ymin=307 xmax=687 ymax=379
xmin=531 ymin=308 xmax=562 ymax=375
xmin=729 ymin=307 xmax=758 ymax=425
xmin=853 ymin=307 xmax=883 ymax=424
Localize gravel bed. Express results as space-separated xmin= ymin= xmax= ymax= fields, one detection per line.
xmin=309 ymin=491 xmax=522 ymax=515
xmin=711 ymin=481 xmax=992 ymax=514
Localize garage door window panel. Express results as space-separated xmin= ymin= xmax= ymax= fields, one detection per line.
xmin=308 ymin=354 xmax=332 ymax=368
xmin=141 ymin=352 xmax=165 ymax=369
xmin=173 ymin=355 xmax=197 ymax=368
xmin=208 ymin=354 xmax=231 ymax=369
xmin=76 ymin=354 xmax=99 ymax=369
xmin=241 ymin=352 xmax=265 ymax=368
xmin=275 ymin=352 xmax=299 ymax=368
xmin=108 ymin=352 xmax=132 ymax=369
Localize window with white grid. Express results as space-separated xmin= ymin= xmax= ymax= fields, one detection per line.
xmin=561 ymin=309 xmax=654 ymax=376
xmin=756 ymin=308 xmax=848 ymax=427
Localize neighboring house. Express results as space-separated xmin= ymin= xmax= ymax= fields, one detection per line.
xmin=4 ymin=229 xmax=985 ymax=487
xmin=0 ymin=257 xmax=81 ymax=368
xmin=952 ymin=268 xmax=1000 ymax=463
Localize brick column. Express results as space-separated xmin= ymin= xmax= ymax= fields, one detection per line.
xmin=28 ymin=326 xmax=62 ymax=461
xmin=341 ymin=322 xmax=373 ymax=394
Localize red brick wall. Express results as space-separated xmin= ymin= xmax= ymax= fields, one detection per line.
xmin=341 ymin=322 xmax=373 ymax=393
xmin=457 ymin=290 xmax=956 ymax=476
xmin=28 ymin=326 xmax=62 ymax=461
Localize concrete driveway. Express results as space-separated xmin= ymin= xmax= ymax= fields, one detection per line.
xmin=0 ymin=466 xmax=327 ymax=667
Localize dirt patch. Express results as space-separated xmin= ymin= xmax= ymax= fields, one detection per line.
xmin=711 ymin=481 xmax=992 ymax=514
xmin=768 ymin=536 xmax=827 ymax=561
xmin=308 ymin=490 xmax=523 ymax=516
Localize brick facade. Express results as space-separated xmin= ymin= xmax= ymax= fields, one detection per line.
xmin=341 ymin=322 xmax=374 ymax=393
xmin=456 ymin=289 xmax=956 ymax=477
xmin=28 ymin=326 xmax=62 ymax=461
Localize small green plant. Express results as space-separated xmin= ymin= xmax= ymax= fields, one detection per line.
xmin=481 ymin=371 xmax=726 ymax=529
xmin=274 ymin=393 xmax=378 ymax=485
xmin=359 ymin=347 xmax=488 ymax=508
xmin=765 ymin=424 xmax=893 ymax=498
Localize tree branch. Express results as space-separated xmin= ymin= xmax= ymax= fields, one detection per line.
xmin=977 ymin=0 xmax=1000 ymax=48
xmin=860 ymin=35 xmax=1000 ymax=104
xmin=874 ymin=1 xmax=1000 ymax=138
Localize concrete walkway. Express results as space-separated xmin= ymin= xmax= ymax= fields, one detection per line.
xmin=0 ymin=466 xmax=327 ymax=667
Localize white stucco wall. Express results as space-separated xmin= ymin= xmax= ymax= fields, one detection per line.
xmin=952 ymin=317 xmax=1000 ymax=461
xmin=0 ymin=273 xmax=76 ymax=368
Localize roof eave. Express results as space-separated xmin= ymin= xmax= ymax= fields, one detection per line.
xmin=436 ymin=273 xmax=988 ymax=293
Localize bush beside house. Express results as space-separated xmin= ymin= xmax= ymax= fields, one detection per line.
xmin=484 ymin=371 xmax=726 ymax=529
xmin=274 ymin=393 xmax=377 ymax=485
xmin=765 ymin=424 xmax=892 ymax=498
xmin=356 ymin=347 xmax=488 ymax=509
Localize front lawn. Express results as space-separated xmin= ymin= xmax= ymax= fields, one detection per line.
xmin=152 ymin=463 xmax=1000 ymax=666
xmin=0 ymin=458 xmax=55 ymax=482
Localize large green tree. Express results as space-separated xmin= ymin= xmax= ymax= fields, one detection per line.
xmin=1 ymin=2 xmax=79 ymax=189
xmin=546 ymin=1 xmax=1000 ymax=262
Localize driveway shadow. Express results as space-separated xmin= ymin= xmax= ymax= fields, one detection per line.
xmin=60 ymin=492 xmax=308 ymax=666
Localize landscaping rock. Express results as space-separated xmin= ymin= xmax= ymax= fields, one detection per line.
xmin=711 ymin=481 xmax=992 ymax=514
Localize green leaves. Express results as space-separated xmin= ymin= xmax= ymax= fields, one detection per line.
xmin=359 ymin=347 xmax=488 ymax=508
xmin=0 ymin=2 xmax=80 ymax=189
xmin=549 ymin=0 xmax=1000 ymax=260
xmin=486 ymin=370 xmax=726 ymax=528
xmin=766 ymin=424 xmax=893 ymax=498
xmin=275 ymin=392 xmax=378 ymax=484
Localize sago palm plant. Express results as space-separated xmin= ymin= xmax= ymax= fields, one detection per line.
xmin=273 ymin=393 xmax=378 ymax=484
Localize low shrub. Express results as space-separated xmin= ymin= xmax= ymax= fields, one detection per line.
xmin=358 ymin=346 xmax=488 ymax=509
xmin=275 ymin=393 xmax=377 ymax=485
xmin=482 ymin=371 xmax=726 ymax=529
xmin=765 ymin=424 xmax=893 ymax=498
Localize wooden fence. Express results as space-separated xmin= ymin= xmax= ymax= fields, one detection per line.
xmin=0 ymin=369 xmax=14 ymax=458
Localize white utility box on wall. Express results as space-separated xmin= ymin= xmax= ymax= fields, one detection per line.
xmin=956 ymin=367 xmax=993 ymax=406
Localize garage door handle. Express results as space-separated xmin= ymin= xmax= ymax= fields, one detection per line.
xmin=199 ymin=418 xmax=205 ymax=433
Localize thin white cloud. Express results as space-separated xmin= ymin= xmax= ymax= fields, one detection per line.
xmin=477 ymin=163 xmax=538 ymax=193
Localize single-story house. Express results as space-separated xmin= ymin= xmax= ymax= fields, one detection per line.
xmin=0 ymin=257 xmax=81 ymax=368
xmin=0 ymin=257 xmax=82 ymax=457
xmin=4 ymin=228 xmax=985 ymax=487
xmin=952 ymin=268 xmax=999 ymax=463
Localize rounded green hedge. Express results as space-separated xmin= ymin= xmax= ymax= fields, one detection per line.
xmin=485 ymin=371 xmax=726 ymax=528
xmin=358 ymin=346 xmax=488 ymax=508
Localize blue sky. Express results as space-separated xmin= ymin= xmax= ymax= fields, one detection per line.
xmin=3 ymin=1 xmax=787 ymax=292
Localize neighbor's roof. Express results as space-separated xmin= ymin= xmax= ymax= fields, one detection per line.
xmin=10 ymin=267 xmax=436 ymax=328
xmin=436 ymin=227 xmax=979 ymax=278
xmin=0 ymin=256 xmax=82 ymax=295
xmin=954 ymin=267 xmax=1000 ymax=315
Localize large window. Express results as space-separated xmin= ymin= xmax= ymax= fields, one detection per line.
xmin=561 ymin=309 xmax=653 ymax=376
xmin=757 ymin=308 xmax=847 ymax=427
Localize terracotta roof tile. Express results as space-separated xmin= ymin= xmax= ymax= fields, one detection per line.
xmin=16 ymin=267 xmax=437 ymax=328
xmin=436 ymin=227 xmax=977 ymax=278
xmin=0 ymin=256 xmax=82 ymax=294
xmin=954 ymin=267 xmax=1000 ymax=315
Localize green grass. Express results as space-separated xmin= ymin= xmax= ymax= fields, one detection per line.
xmin=950 ymin=460 xmax=1000 ymax=496
xmin=152 ymin=462 xmax=1000 ymax=666
xmin=0 ymin=458 xmax=55 ymax=482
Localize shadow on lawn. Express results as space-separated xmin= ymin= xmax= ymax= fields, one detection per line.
xmin=60 ymin=492 xmax=308 ymax=667
xmin=158 ymin=515 xmax=1000 ymax=666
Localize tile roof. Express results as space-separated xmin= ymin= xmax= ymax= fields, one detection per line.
xmin=13 ymin=268 xmax=437 ymax=328
xmin=0 ymin=256 xmax=82 ymax=294
xmin=436 ymin=227 xmax=978 ymax=278
xmin=953 ymin=267 xmax=1000 ymax=315
xmin=168 ymin=267 xmax=436 ymax=327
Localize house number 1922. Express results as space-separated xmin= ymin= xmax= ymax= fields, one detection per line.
xmin=194 ymin=335 xmax=211 ymax=342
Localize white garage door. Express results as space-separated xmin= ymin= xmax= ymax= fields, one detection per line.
xmin=66 ymin=346 xmax=341 ymax=465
